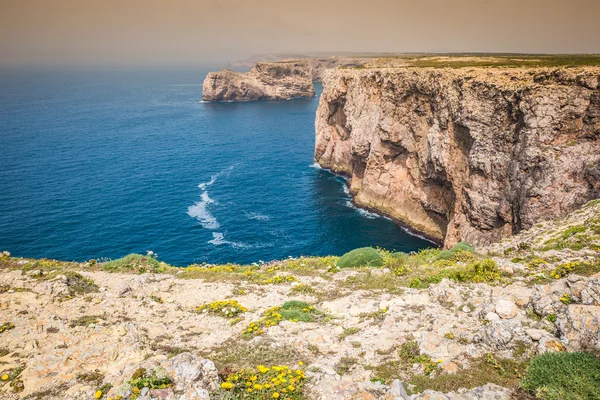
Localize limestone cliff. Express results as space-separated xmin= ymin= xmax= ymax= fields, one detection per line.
xmin=202 ymin=61 xmax=315 ymax=102
xmin=315 ymin=67 xmax=600 ymax=247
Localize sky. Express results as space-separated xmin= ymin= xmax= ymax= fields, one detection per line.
xmin=1 ymin=0 xmax=599 ymax=67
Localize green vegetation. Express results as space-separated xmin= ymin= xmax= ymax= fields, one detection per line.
xmin=127 ymin=367 xmax=173 ymax=391
xmin=521 ymin=352 xmax=600 ymax=400
xmin=195 ymin=300 xmax=248 ymax=319
xmin=243 ymin=301 xmax=328 ymax=336
xmin=341 ymin=270 xmax=404 ymax=294
xmin=337 ymin=247 xmax=384 ymax=268
xmin=334 ymin=357 xmax=358 ymax=375
xmin=407 ymin=258 xmax=504 ymax=289
xmin=102 ymin=253 xmax=170 ymax=274
xmin=435 ymin=242 xmax=474 ymax=261
xmin=69 ymin=315 xmax=99 ymax=328
xmin=410 ymin=354 xmax=526 ymax=394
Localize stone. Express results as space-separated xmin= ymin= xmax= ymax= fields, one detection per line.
xmin=495 ymin=299 xmax=518 ymax=319
xmin=162 ymin=353 xmax=219 ymax=395
xmin=484 ymin=312 xmax=500 ymax=322
xmin=558 ymin=304 xmax=600 ymax=351
xmin=385 ymin=379 xmax=409 ymax=400
xmin=525 ymin=329 xmax=547 ymax=341
xmin=539 ymin=337 xmax=567 ymax=353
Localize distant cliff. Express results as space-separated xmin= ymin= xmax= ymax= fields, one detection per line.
xmin=315 ymin=66 xmax=600 ymax=247
xmin=202 ymin=61 xmax=315 ymax=102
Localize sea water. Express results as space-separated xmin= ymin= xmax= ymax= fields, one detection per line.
xmin=0 ymin=67 xmax=432 ymax=265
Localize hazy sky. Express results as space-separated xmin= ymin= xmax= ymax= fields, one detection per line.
xmin=1 ymin=0 xmax=599 ymax=66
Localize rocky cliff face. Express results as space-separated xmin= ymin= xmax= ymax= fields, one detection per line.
xmin=202 ymin=61 xmax=315 ymax=102
xmin=315 ymin=67 xmax=600 ymax=247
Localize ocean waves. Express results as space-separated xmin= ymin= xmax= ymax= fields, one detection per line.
xmin=188 ymin=166 xmax=236 ymax=229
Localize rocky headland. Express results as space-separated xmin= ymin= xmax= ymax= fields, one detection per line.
xmin=1 ymin=200 xmax=599 ymax=399
xmin=315 ymin=65 xmax=600 ymax=248
xmin=202 ymin=61 xmax=315 ymax=102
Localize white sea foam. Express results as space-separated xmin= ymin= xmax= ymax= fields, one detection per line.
xmin=208 ymin=232 xmax=252 ymax=249
xmin=188 ymin=166 xmax=237 ymax=229
xmin=309 ymin=162 xmax=324 ymax=170
xmin=345 ymin=200 xmax=382 ymax=219
xmin=401 ymin=227 xmax=438 ymax=245
xmin=244 ymin=212 xmax=271 ymax=221
xmin=208 ymin=232 xmax=226 ymax=245
xmin=187 ymin=198 xmax=220 ymax=229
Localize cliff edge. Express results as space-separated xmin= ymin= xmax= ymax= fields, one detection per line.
xmin=202 ymin=61 xmax=315 ymax=102
xmin=315 ymin=66 xmax=600 ymax=247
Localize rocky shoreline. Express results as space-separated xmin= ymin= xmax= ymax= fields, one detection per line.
xmin=1 ymin=200 xmax=599 ymax=399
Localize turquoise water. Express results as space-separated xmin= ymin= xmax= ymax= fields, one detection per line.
xmin=0 ymin=67 xmax=432 ymax=265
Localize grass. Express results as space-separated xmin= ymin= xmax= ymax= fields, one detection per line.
xmin=397 ymin=54 xmax=600 ymax=68
xmin=69 ymin=315 xmax=99 ymax=328
xmin=338 ymin=327 xmax=361 ymax=340
xmin=409 ymin=354 xmax=527 ymax=394
xmin=341 ymin=270 xmax=405 ymax=294
xmin=334 ymin=356 xmax=358 ymax=375
xmin=521 ymin=352 xmax=600 ymax=400
xmin=177 ymin=264 xmax=297 ymax=285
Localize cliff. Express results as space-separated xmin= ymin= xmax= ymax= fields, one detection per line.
xmin=202 ymin=61 xmax=315 ymax=102
xmin=227 ymin=54 xmax=372 ymax=81
xmin=315 ymin=66 xmax=600 ymax=247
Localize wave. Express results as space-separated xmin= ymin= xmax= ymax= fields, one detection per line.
xmin=187 ymin=194 xmax=220 ymax=229
xmin=344 ymin=200 xmax=387 ymax=220
xmin=400 ymin=227 xmax=439 ymax=245
xmin=208 ymin=232 xmax=254 ymax=249
xmin=188 ymin=165 xmax=236 ymax=229
xmin=198 ymin=165 xmax=235 ymax=190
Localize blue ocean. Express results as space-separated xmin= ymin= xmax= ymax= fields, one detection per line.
xmin=0 ymin=67 xmax=432 ymax=266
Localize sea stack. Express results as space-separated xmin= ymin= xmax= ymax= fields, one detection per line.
xmin=202 ymin=61 xmax=315 ymax=102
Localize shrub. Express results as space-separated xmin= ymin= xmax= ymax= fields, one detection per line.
xmin=435 ymin=242 xmax=474 ymax=260
xmin=521 ymin=352 xmax=600 ymax=400
xmin=127 ymin=367 xmax=173 ymax=391
xmin=336 ymin=247 xmax=384 ymax=268
xmin=102 ymin=254 xmax=169 ymax=274
xmin=195 ymin=300 xmax=248 ymax=318
xmin=243 ymin=301 xmax=326 ymax=335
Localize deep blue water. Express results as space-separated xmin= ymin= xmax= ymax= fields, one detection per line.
xmin=0 ymin=67 xmax=432 ymax=266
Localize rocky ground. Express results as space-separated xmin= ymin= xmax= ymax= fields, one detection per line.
xmin=0 ymin=201 xmax=599 ymax=400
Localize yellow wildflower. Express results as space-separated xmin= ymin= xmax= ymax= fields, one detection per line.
xmin=221 ymin=382 xmax=233 ymax=389
xmin=273 ymin=393 xmax=280 ymax=398
xmin=298 ymin=361 xmax=303 ymax=366
xmin=1 ymin=374 xmax=8 ymax=381
xmin=94 ymin=390 xmax=103 ymax=399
